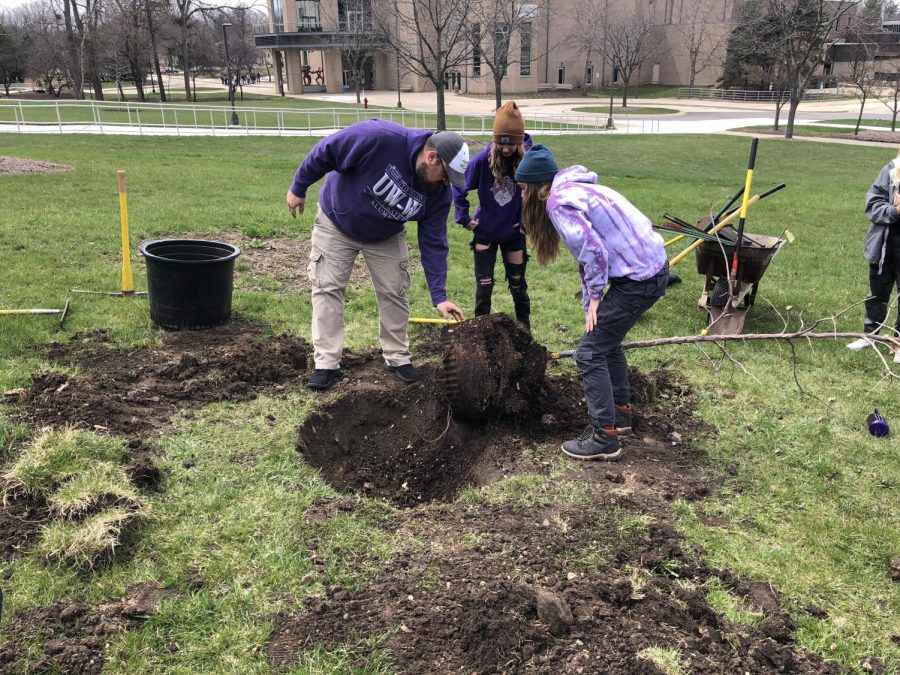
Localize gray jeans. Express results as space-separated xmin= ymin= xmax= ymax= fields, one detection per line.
xmin=574 ymin=265 xmax=668 ymax=430
xmin=308 ymin=209 xmax=412 ymax=369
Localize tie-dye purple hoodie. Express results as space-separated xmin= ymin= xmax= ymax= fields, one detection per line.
xmin=547 ymin=166 xmax=667 ymax=310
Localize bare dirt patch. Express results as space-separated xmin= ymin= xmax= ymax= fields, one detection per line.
xmin=13 ymin=322 xmax=311 ymax=436
xmin=0 ymin=582 xmax=171 ymax=674
xmin=269 ymin=500 xmax=840 ymax=674
xmin=0 ymin=156 xmax=72 ymax=176
xmin=0 ymin=484 xmax=49 ymax=562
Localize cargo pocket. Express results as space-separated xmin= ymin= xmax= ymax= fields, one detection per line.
xmin=398 ymin=260 xmax=411 ymax=297
xmin=308 ymin=252 xmax=325 ymax=290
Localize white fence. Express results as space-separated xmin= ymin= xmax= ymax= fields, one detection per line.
xmin=676 ymin=87 xmax=846 ymax=102
xmin=0 ymin=99 xmax=660 ymax=136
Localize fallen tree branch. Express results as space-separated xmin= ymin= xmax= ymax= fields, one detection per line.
xmin=624 ymin=331 xmax=900 ymax=350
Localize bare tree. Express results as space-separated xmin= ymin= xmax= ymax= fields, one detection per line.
xmin=567 ymin=0 xmax=605 ymax=96
xmin=678 ymin=0 xmax=729 ymax=86
xmin=761 ymin=0 xmax=861 ymax=138
xmin=841 ymin=27 xmax=879 ymax=135
xmin=875 ymin=66 xmax=900 ymax=130
xmin=109 ymin=0 xmax=152 ymax=100
xmin=0 ymin=13 xmax=29 ymax=95
xmin=17 ymin=1 xmax=71 ymax=97
xmin=468 ymin=0 xmax=539 ymax=109
xmin=374 ymin=0 xmax=474 ymax=129
xmin=323 ymin=0 xmax=386 ymax=103
xmin=61 ymin=0 xmax=107 ymax=100
xmin=600 ymin=9 xmax=663 ymax=107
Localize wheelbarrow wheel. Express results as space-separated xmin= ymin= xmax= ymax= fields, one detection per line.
xmin=708 ymin=278 xmax=730 ymax=307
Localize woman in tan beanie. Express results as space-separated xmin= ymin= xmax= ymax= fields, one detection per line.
xmin=452 ymin=101 xmax=533 ymax=328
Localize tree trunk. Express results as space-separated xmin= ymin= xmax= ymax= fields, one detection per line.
xmin=145 ymin=1 xmax=167 ymax=103
xmin=621 ymin=82 xmax=629 ymax=108
xmin=494 ymin=73 xmax=503 ymax=110
xmin=784 ymin=93 xmax=800 ymax=139
xmin=892 ymin=105 xmax=898 ymax=132
xmin=774 ymin=94 xmax=785 ymax=130
xmin=435 ymin=81 xmax=446 ymax=130
xmin=116 ymin=79 xmax=125 ymax=100
xmin=854 ymin=92 xmax=866 ymax=135
xmin=63 ymin=0 xmax=84 ymax=99
xmin=182 ymin=40 xmax=192 ymax=101
xmin=134 ymin=68 xmax=146 ymax=101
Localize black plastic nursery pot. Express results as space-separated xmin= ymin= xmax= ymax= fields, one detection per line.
xmin=139 ymin=239 xmax=241 ymax=330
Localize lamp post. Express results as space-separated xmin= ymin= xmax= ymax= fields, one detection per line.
xmin=606 ymin=60 xmax=616 ymax=130
xmin=222 ymin=22 xmax=239 ymax=126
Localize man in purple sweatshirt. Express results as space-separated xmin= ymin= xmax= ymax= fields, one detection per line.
xmin=286 ymin=119 xmax=468 ymax=390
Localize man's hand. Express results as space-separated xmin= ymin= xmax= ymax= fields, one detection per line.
xmin=465 ymin=219 xmax=479 ymax=232
xmin=436 ymin=301 xmax=465 ymax=322
xmin=585 ymin=296 xmax=601 ymax=333
xmin=287 ymin=190 xmax=305 ymax=218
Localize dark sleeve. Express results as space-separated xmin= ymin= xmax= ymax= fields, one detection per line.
xmin=452 ymin=154 xmax=482 ymax=225
xmin=417 ymin=194 xmax=452 ymax=305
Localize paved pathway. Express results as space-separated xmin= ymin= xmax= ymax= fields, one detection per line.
xmin=3 ymin=77 xmax=898 ymax=140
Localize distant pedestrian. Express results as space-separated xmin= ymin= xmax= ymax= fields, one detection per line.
xmin=286 ymin=119 xmax=469 ymax=390
xmin=849 ymin=153 xmax=900 ymax=362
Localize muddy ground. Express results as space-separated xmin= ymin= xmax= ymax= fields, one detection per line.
xmin=0 ymin=316 xmax=851 ymax=673
xmin=0 ymin=156 xmax=72 ymax=176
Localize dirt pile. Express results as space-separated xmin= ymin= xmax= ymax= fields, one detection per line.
xmin=442 ymin=314 xmax=547 ymax=420
xmin=15 ymin=323 xmax=311 ymax=435
xmin=268 ymin=501 xmax=840 ymax=674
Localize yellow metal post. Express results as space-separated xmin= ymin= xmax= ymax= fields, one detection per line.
xmin=117 ymin=170 xmax=134 ymax=294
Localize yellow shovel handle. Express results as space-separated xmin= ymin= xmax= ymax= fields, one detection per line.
xmin=409 ymin=317 xmax=459 ymax=324
xmin=669 ymin=193 xmax=762 ymax=268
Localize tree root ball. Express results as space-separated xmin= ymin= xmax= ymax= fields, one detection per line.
xmin=441 ymin=314 xmax=548 ymax=420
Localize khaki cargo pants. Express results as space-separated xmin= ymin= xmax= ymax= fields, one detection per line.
xmin=308 ymin=208 xmax=412 ymax=370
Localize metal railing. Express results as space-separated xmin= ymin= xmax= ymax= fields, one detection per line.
xmin=0 ymin=99 xmax=660 ymax=136
xmin=677 ymin=87 xmax=846 ymax=102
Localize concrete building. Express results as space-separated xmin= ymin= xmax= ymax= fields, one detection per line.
xmin=254 ymin=0 xmax=735 ymax=95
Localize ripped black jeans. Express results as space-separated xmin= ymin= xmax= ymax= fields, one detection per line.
xmin=471 ymin=234 xmax=530 ymax=328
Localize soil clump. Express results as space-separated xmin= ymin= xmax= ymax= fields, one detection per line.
xmin=0 ymin=582 xmax=170 ymax=674
xmin=15 ymin=322 xmax=311 ymax=436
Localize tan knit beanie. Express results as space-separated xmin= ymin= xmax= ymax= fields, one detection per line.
xmin=492 ymin=101 xmax=525 ymax=143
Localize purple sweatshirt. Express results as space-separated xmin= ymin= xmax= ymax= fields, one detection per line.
xmin=547 ymin=166 xmax=667 ymax=310
xmin=289 ymin=119 xmax=452 ymax=305
xmin=452 ymin=134 xmax=533 ymax=242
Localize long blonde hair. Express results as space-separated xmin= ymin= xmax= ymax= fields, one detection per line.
xmin=488 ymin=143 xmax=525 ymax=185
xmin=891 ymin=150 xmax=900 ymax=185
xmin=520 ymin=182 xmax=558 ymax=266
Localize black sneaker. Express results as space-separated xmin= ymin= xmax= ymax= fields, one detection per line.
xmin=615 ymin=404 xmax=632 ymax=435
xmin=561 ymin=427 xmax=622 ymax=461
xmin=385 ymin=362 xmax=421 ymax=383
xmin=307 ymin=368 xmax=342 ymax=391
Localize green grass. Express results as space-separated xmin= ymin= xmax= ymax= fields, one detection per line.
xmin=0 ymin=132 xmax=898 ymax=672
xmin=570 ymin=105 xmax=680 ymax=115
xmin=823 ymin=118 xmax=899 ymax=129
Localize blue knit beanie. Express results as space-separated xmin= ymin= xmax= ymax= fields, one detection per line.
xmin=514 ymin=144 xmax=559 ymax=183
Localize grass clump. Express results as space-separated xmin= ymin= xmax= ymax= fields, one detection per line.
xmin=3 ymin=427 xmax=128 ymax=498
xmin=48 ymin=461 xmax=142 ymax=519
xmin=38 ymin=507 xmax=143 ymax=569
xmin=637 ymin=645 xmax=689 ymax=675
xmin=3 ymin=428 xmax=147 ymax=569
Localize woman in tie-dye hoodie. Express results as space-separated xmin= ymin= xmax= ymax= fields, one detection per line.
xmin=515 ymin=144 xmax=668 ymax=462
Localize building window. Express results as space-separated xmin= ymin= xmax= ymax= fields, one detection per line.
xmin=272 ymin=0 xmax=284 ymax=32
xmin=520 ymin=22 xmax=532 ymax=76
xmin=473 ymin=24 xmax=481 ymax=76
xmin=298 ymin=0 xmax=321 ymax=31
xmin=494 ymin=24 xmax=510 ymax=76
xmin=558 ymin=64 xmax=565 ymax=84
xmin=586 ymin=65 xmax=593 ymax=84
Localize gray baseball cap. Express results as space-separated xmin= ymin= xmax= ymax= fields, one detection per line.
xmin=430 ymin=131 xmax=470 ymax=188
